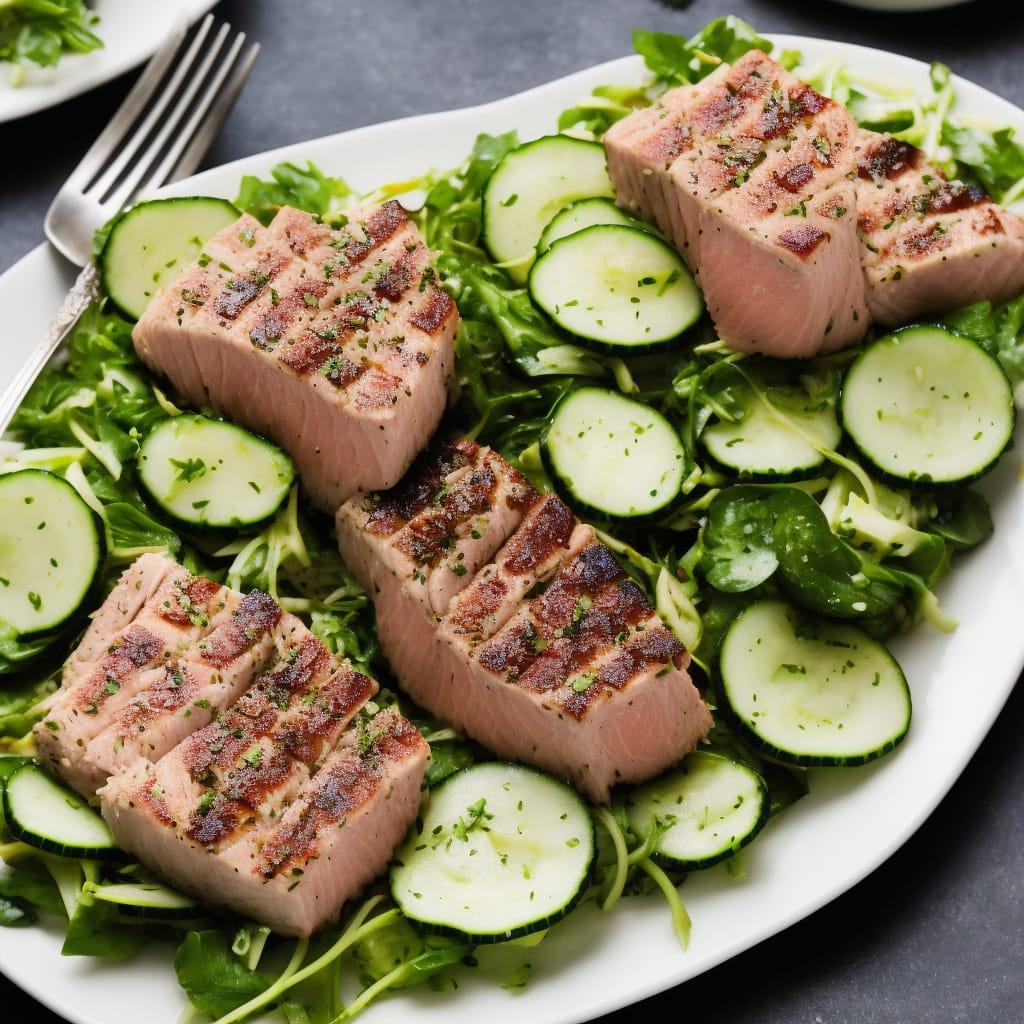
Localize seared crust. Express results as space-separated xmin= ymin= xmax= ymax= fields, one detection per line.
xmin=336 ymin=440 xmax=713 ymax=802
xmin=37 ymin=553 xmax=427 ymax=937
xmin=132 ymin=200 xmax=458 ymax=512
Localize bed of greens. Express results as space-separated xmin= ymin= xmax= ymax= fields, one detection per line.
xmin=3 ymin=14 xmax=1024 ymax=1024
xmin=0 ymin=0 xmax=102 ymax=84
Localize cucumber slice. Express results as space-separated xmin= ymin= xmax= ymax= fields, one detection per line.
xmin=541 ymin=385 xmax=688 ymax=521
xmin=701 ymin=381 xmax=842 ymax=480
xmin=482 ymin=134 xmax=615 ymax=284
xmin=390 ymin=761 xmax=595 ymax=943
xmin=99 ymin=195 xmax=241 ymax=320
xmin=839 ymin=325 xmax=1015 ymax=485
xmin=537 ymin=196 xmax=642 ymax=253
xmin=623 ymin=750 xmax=770 ymax=869
xmin=714 ymin=598 xmax=911 ymax=767
xmin=528 ymin=224 xmax=703 ymax=353
xmin=3 ymin=762 xmax=122 ymax=858
xmin=0 ymin=469 xmax=103 ymax=637
xmin=83 ymin=880 xmax=200 ymax=919
xmin=137 ymin=413 xmax=295 ymax=528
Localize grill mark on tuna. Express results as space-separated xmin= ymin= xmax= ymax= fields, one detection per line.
xmin=918 ymin=181 xmax=990 ymax=216
xmin=249 ymin=277 xmax=331 ymax=350
xmin=157 ymin=574 xmax=225 ymax=627
xmin=689 ymin=58 xmax=774 ymax=137
xmin=596 ymin=626 xmax=685 ymax=689
xmin=443 ymin=497 xmax=579 ymax=643
xmin=241 ymin=636 xmax=332 ymax=705
xmin=128 ymin=778 xmax=174 ymax=827
xmin=217 ymin=745 xmax=296 ymax=806
xmin=777 ymin=224 xmax=829 ymax=256
xmin=516 ymin=579 xmax=653 ymax=696
xmin=272 ymin=668 xmax=376 ymax=764
xmin=857 ymin=135 xmax=922 ymax=183
xmin=409 ymin=289 xmax=456 ymax=335
xmin=198 ymin=591 xmax=282 ymax=669
xmin=373 ymin=254 xmax=416 ymax=303
xmin=447 ymin=572 xmax=509 ymax=639
xmin=532 ymin=543 xmax=627 ymax=629
xmin=501 ymin=495 xmax=576 ymax=575
xmin=73 ymin=626 xmax=167 ymax=715
xmin=255 ymin=716 xmax=423 ymax=879
xmin=360 ymin=439 xmax=482 ymax=537
xmin=187 ymin=792 xmax=246 ymax=847
xmin=756 ymin=82 xmax=829 ymax=141
xmin=639 ymin=116 xmax=694 ymax=167
xmin=475 ymin=544 xmax=639 ymax=687
xmin=776 ymin=162 xmax=816 ymax=193
xmin=110 ymin=661 xmax=201 ymax=729
xmin=214 ymin=257 xmax=289 ymax=320
xmin=277 ymin=330 xmax=365 ymax=383
xmin=342 ymin=201 xmax=409 ymax=266
xmin=394 ymin=460 xmax=502 ymax=567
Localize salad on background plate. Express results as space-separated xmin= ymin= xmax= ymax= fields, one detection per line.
xmin=2 ymin=15 xmax=1024 ymax=1024
xmin=0 ymin=0 xmax=219 ymax=123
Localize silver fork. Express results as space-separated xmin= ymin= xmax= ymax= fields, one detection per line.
xmin=0 ymin=13 xmax=260 ymax=434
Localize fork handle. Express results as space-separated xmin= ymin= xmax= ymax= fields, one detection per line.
xmin=0 ymin=263 xmax=101 ymax=437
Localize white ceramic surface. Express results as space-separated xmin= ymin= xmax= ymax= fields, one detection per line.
xmin=0 ymin=0 xmax=221 ymax=123
xmin=1 ymin=33 xmax=1023 ymax=1024
xmin=829 ymin=0 xmax=973 ymax=9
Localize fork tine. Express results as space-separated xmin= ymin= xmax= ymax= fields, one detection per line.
xmin=87 ymin=15 xmax=220 ymax=202
xmin=59 ymin=12 xmax=194 ymax=196
xmin=161 ymin=34 xmax=260 ymax=185
xmin=93 ymin=15 xmax=256 ymax=211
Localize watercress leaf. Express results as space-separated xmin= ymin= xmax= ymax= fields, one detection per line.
xmin=235 ymin=161 xmax=357 ymax=225
xmin=771 ymin=490 xmax=902 ymax=619
xmin=942 ymin=122 xmax=1024 ymax=203
xmin=699 ymin=485 xmax=779 ymax=592
xmin=0 ymin=858 xmax=64 ymax=918
xmin=929 ymin=488 xmax=994 ymax=550
xmin=103 ymin=502 xmax=182 ymax=561
xmin=633 ymin=16 xmax=771 ymax=91
xmin=174 ymin=929 xmax=273 ymax=1018
xmin=62 ymin=898 xmax=150 ymax=959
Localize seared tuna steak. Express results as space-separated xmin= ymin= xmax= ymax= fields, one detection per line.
xmin=33 ymin=552 xmax=428 ymax=937
xmin=131 ymin=200 xmax=458 ymax=513
xmin=604 ymin=48 xmax=869 ymax=358
xmin=336 ymin=440 xmax=712 ymax=803
xmin=853 ymin=130 xmax=1024 ymax=324
xmin=604 ymin=48 xmax=1024 ymax=357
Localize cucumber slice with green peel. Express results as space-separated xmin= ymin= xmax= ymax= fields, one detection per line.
xmin=137 ymin=413 xmax=295 ymax=528
xmin=623 ymin=750 xmax=770 ymax=870
xmin=537 ymin=196 xmax=643 ymax=253
xmin=701 ymin=382 xmax=842 ymax=480
xmin=389 ymin=761 xmax=595 ymax=943
xmin=0 ymin=469 xmax=103 ymax=638
xmin=83 ymin=880 xmax=201 ymax=919
xmin=3 ymin=762 xmax=122 ymax=858
xmin=528 ymin=224 xmax=703 ymax=353
xmin=100 ymin=195 xmax=242 ymax=320
xmin=714 ymin=598 xmax=912 ymax=767
xmin=482 ymin=133 xmax=615 ymax=284
xmin=839 ymin=325 xmax=1015 ymax=486
xmin=541 ymin=385 xmax=688 ymax=522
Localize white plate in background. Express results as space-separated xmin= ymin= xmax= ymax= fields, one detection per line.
xmin=829 ymin=0 xmax=974 ymax=10
xmin=0 ymin=0 xmax=220 ymax=123
xmin=0 ymin=32 xmax=1023 ymax=1024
